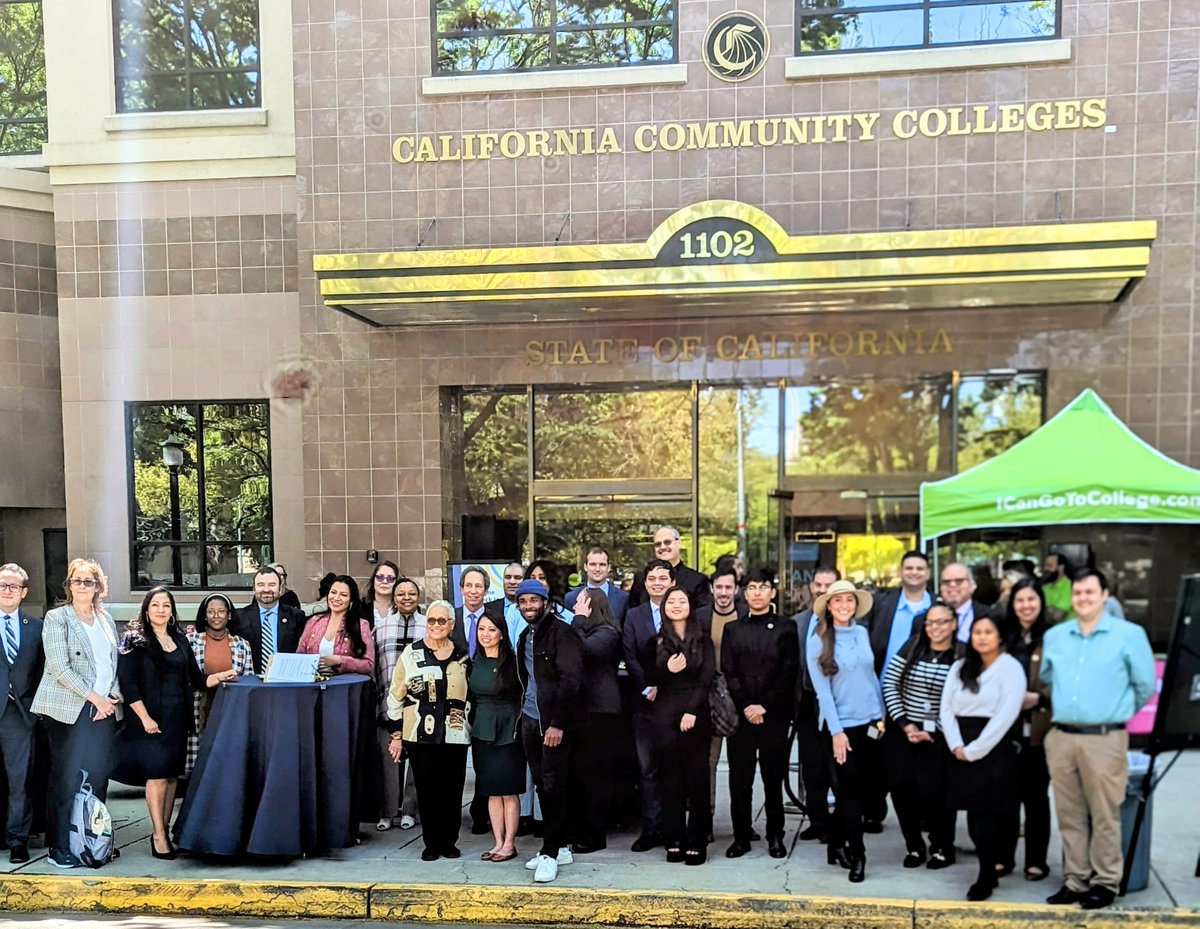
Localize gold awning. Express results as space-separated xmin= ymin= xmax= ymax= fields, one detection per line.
xmin=313 ymin=200 xmax=1156 ymax=327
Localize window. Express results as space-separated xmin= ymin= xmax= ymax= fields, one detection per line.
xmin=434 ymin=0 xmax=676 ymax=74
xmin=0 ymin=0 xmax=47 ymax=155
xmin=127 ymin=401 xmax=272 ymax=588
xmin=795 ymin=0 xmax=1059 ymax=55
xmin=113 ymin=0 xmax=260 ymax=113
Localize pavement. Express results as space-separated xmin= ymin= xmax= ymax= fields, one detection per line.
xmin=0 ymin=748 xmax=1195 ymax=928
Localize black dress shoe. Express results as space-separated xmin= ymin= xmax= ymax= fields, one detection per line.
xmin=1080 ymin=886 xmax=1117 ymax=910
xmin=767 ymin=836 xmax=787 ymax=859
xmin=420 ymin=848 xmax=439 ymax=861
xmin=848 ymin=856 xmax=866 ymax=883
xmin=827 ymin=843 xmax=851 ymax=868
xmin=441 ymin=846 xmax=462 ymax=859
xmin=863 ymin=819 xmax=884 ymax=834
xmin=967 ymin=877 xmax=996 ymax=901
xmin=631 ymin=833 xmax=662 ymax=852
xmin=927 ymin=848 xmax=954 ymax=869
xmin=798 ymin=824 xmax=826 ymax=841
xmin=725 ymin=839 xmax=752 ymax=859
xmin=9 ymin=845 xmax=29 ymax=864
xmin=570 ymin=841 xmax=605 ymax=854
xmin=903 ymin=849 xmax=926 ymax=868
xmin=1046 ymin=884 xmax=1086 ymax=905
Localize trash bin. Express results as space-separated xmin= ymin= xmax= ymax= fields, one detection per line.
xmin=1120 ymin=751 xmax=1153 ymax=893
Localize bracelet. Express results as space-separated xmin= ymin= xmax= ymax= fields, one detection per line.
xmin=389 ymin=733 xmax=402 ymax=741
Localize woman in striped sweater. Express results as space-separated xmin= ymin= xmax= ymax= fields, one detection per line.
xmin=881 ymin=600 xmax=961 ymax=870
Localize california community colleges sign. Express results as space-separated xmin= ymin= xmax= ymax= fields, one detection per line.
xmin=393 ymin=98 xmax=1108 ymax=164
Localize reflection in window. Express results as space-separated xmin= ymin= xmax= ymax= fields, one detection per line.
xmin=796 ymin=0 xmax=1057 ymax=54
xmin=128 ymin=401 xmax=272 ymax=588
xmin=435 ymin=0 xmax=676 ymax=74
xmin=534 ymin=389 xmax=691 ymax=480
xmin=461 ymin=390 xmax=530 ymax=560
xmin=0 ymin=0 xmax=47 ymax=155
xmin=698 ymin=387 xmax=779 ymax=570
xmin=113 ymin=0 xmax=260 ymax=112
xmin=956 ymin=374 xmax=1044 ymax=471
xmin=785 ymin=380 xmax=949 ymax=476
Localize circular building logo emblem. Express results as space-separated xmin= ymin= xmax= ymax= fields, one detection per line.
xmin=703 ymin=11 xmax=770 ymax=83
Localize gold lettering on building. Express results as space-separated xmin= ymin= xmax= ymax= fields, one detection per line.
xmin=394 ymin=99 xmax=1107 ymax=164
xmin=525 ymin=328 xmax=953 ymax=366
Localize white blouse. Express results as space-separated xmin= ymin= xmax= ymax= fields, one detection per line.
xmin=939 ymin=653 xmax=1026 ymax=762
xmin=82 ymin=613 xmax=117 ymax=696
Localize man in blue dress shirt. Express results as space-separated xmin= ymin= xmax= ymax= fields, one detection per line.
xmin=1040 ymin=568 xmax=1155 ymax=910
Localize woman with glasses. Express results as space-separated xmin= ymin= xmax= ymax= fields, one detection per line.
xmin=374 ymin=578 xmax=425 ymax=831
xmin=806 ymin=579 xmax=882 ymax=884
xmin=184 ymin=594 xmax=254 ymax=780
xmin=31 ymin=559 xmax=123 ymax=869
xmin=881 ymin=600 xmax=961 ymax=870
xmin=298 ymin=575 xmax=375 ymax=675
xmin=387 ymin=599 xmax=471 ymax=860
xmin=114 ymin=587 xmax=238 ymax=860
xmin=363 ymin=561 xmax=401 ymax=630
xmin=940 ymin=614 xmax=1026 ymax=901
xmin=1001 ymin=577 xmax=1053 ymax=881
xmin=269 ymin=563 xmax=302 ymax=611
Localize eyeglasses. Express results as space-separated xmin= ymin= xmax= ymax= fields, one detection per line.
xmin=206 ymin=609 xmax=229 ymax=617
xmin=942 ymin=577 xmax=970 ymax=585
xmin=654 ymin=540 xmax=675 ymax=549
xmin=375 ymin=574 xmax=397 ymax=584
xmin=0 ymin=583 xmax=25 ymax=593
xmin=69 ymin=578 xmax=98 ymax=589
xmin=426 ymin=616 xmax=452 ymax=626
xmin=744 ymin=583 xmax=773 ymax=593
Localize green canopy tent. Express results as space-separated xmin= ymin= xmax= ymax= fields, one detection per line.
xmin=920 ymin=389 xmax=1200 ymax=544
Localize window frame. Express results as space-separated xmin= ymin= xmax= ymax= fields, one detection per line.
xmin=430 ymin=0 xmax=679 ymax=76
xmin=0 ymin=0 xmax=47 ymax=156
xmin=793 ymin=0 xmax=1062 ymax=56
xmin=110 ymin=0 xmax=263 ymax=114
xmin=125 ymin=398 xmax=274 ymax=591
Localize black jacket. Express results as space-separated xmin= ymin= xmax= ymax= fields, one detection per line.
xmin=628 ymin=563 xmax=712 ymax=610
xmin=452 ymin=600 xmax=507 ymax=653
xmin=516 ymin=611 xmax=585 ymax=731
xmin=721 ymin=611 xmax=799 ymax=723
xmin=570 ymin=618 xmax=622 ymax=715
xmin=0 ymin=610 xmax=43 ymax=726
xmin=232 ymin=601 xmax=305 ymax=674
xmin=117 ymin=630 xmax=206 ymax=734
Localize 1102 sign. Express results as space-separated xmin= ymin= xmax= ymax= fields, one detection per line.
xmin=678 ymin=228 xmax=756 ymax=259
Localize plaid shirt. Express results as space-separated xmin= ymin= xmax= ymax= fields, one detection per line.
xmin=373 ymin=611 xmax=425 ymax=711
xmin=184 ymin=630 xmax=254 ymax=777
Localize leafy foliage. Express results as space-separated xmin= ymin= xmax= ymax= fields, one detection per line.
xmin=0 ymin=1 xmax=47 ymax=155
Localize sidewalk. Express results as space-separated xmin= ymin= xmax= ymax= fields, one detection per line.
xmin=1 ymin=750 xmax=1195 ymax=926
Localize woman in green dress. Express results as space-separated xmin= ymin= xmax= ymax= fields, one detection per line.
xmin=469 ymin=614 xmax=525 ymax=863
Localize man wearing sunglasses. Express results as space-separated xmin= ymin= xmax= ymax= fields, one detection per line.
xmin=628 ymin=526 xmax=711 ymax=612
xmin=0 ymin=563 xmax=42 ymax=863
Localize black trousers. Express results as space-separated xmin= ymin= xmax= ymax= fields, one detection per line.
xmin=0 ymin=709 xmax=34 ymax=846
xmin=653 ymin=708 xmax=711 ymax=852
xmin=569 ymin=711 xmax=619 ymax=847
xmin=968 ymin=810 xmax=1007 ymax=883
xmin=632 ymin=711 xmax=662 ymax=834
xmin=43 ymin=709 xmax=116 ymax=853
xmin=795 ymin=691 xmax=831 ymax=831
xmin=522 ymin=714 xmax=572 ymax=858
xmin=1000 ymin=738 xmax=1051 ymax=870
xmin=406 ymin=742 xmax=468 ymax=854
xmin=727 ymin=719 xmax=790 ymax=842
xmin=886 ymin=728 xmax=956 ymax=855
xmin=825 ymin=724 xmax=880 ymax=857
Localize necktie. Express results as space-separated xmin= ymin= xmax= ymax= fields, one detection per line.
xmin=2 ymin=614 xmax=16 ymax=666
xmin=262 ymin=610 xmax=276 ymax=667
xmin=468 ymin=613 xmax=478 ymax=658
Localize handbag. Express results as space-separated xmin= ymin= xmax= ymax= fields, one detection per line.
xmin=709 ymin=671 xmax=739 ymax=737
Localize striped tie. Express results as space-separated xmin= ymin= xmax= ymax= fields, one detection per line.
xmin=262 ymin=611 xmax=276 ymax=668
xmin=3 ymin=614 xmax=16 ymax=666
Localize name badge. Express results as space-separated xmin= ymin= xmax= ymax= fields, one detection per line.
xmin=923 ymin=719 xmax=937 ymax=734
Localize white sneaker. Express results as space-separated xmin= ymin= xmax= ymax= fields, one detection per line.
xmin=399 ymin=815 xmax=416 ymax=829
xmin=533 ymin=855 xmax=558 ymax=883
xmin=556 ymin=847 xmax=573 ymax=866
xmin=525 ymin=853 xmax=544 ymax=870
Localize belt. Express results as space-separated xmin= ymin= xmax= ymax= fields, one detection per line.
xmin=1055 ymin=723 xmax=1125 ymax=735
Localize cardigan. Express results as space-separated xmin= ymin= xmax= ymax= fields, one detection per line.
xmin=386 ymin=641 xmax=471 ymax=745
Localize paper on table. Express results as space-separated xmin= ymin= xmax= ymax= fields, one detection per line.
xmin=264 ymin=653 xmax=320 ymax=683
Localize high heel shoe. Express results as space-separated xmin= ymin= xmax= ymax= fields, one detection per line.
xmin=827 ymin=843 xmax=851 ymax=869
xmin=150 ymin=835 xmax=176 ymax=861
xmin=848 ymin=855 xmax=866 ymax=883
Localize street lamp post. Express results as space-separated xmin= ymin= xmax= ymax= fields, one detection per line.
xmin=161 ymin=436 xmax=185 ymax=587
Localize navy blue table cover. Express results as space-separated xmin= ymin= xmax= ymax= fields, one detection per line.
xmin=175 ymin=674 xmax=376 ymax=857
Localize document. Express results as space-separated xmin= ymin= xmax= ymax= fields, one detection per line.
xmin=264 ymin=653 xmax=320 ymax=683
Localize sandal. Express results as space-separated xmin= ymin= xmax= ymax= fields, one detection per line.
xmin=376 ymin=818 xmax=393 ymax=831
xmin=1025 ymin=864 xmax=1049 ymax=881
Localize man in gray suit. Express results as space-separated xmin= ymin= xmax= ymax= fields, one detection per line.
xmin=0 ymin=563 xmax=43 ymax=863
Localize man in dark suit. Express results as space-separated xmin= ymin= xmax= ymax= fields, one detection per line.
xmin=866 ymin=551 xmax=933 ymax=675
xmin=940 ymin=562 xmax=997 ymax=644
xmin=627 ymin=526 xmax=711 ymax=611
xmin=452 ymin=565 xmax=495 ymax=657
xmin=791 ymin=564 xmax=839 ymax=842
xmin=620 ymin=558 xmax=676 ymax=852
xmin=565 ymin=547 xmax=628 ymax=626
xmin=0 ymin=563 xmax=44 ymax=863
xmin=233 ymin=566 xmax=305 ymax=674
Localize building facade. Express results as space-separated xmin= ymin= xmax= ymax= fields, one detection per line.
xmin=1 ymin=0 xmax=1197 ymax=642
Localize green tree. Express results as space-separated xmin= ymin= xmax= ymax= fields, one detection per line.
xmin=0 ymin=1 xmax=47 ymax=155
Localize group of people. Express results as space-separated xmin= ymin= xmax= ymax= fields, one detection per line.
xmin=0 ymin=534 xmax=1156 ymax=908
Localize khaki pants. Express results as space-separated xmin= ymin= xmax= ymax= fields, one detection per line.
xmin=1044 ymin=727 xmax=1128 ymax=892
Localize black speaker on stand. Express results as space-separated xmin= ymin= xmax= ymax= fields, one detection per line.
xmin=1121 ymin=573 xmax=1200 ymax=895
